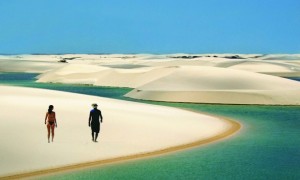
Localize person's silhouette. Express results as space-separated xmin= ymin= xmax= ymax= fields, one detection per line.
xmin=89 ymin=103 xmax=103 ymax=142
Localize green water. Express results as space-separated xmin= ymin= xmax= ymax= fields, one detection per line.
xmin=1 ymin=73 xmax=300 ymax=180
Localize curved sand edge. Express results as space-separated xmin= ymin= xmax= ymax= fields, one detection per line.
xmin=1 ymin=117 xmax=241 ymax=180
xmin=1 ymin=85 xmax=235 ymax=177
xmin=125 ymin=89 xmax=300 ymax=105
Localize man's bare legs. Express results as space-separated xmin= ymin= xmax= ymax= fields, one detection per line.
xmin=95 ymin=133 xmax=98 ymax=142
xmin=92 ymin=132 xmax=99 ymax=142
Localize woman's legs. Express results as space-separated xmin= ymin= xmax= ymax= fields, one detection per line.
xmin=47 ymin=124 xmax=50 ymax=143
xmin=51 ymin=125 xmax=55 ymax=142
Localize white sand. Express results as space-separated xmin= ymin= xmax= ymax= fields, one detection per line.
xmin=37 ymin=64 xmax=176 ymax=88
xmin=0 ymin=85 xmax=232 ymax=177
xmin=1 ymin=54 xmax=300 ymax=75
xmin=218 ymin=60 xmax=300 ymax=77
xmin=125 ymin=66 xmax=300 ymax=105
xmin=0 ymin=55 xmax=67 ymax=73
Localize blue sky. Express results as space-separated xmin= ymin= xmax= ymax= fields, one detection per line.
xmin=0 ymin=0 xmax=299 ymax=54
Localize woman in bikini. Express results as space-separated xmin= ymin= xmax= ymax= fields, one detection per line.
xmin=44 ymin=105 xmax=57 ymax=143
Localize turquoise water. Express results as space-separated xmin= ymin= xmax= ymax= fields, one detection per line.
xmin=1 ymin=73 xmax=300 ymax=180
xmin=0 ymin=73 xmax=131 ymax=99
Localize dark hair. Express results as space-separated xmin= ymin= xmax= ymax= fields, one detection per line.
xmin=48 ymin=105 xmax=54 ymax=114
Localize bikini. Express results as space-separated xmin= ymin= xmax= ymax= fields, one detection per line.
xmin=47 ymin=112 xmax=55 ymax=126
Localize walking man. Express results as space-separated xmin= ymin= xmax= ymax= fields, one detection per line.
xmin=89 ymin=103 xmax=103 ymax=142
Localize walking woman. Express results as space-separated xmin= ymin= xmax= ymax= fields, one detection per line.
xmin=45 ymin=105 xmax=57 ymax=143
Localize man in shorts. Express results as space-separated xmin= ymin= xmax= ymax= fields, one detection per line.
xmin=89 ymin=103 xmax=103 ymax=142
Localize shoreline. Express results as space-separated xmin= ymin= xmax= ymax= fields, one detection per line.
xmin=1 ymin=116 xmax=241 ymax=180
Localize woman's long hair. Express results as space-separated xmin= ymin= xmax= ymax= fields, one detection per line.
xmin=48 ymin=105 xmax=54 ymax=114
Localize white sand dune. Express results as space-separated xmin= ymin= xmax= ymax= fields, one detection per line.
xmin=0 ymin=85 xmax=233 ymax=177
xmin=212 ymin=60 xmax=300 ymax=77
xmin=125 ymin=66 xmax=300 ymax=105
xmin=36 ymin=58 xmax=300 ymax=88
xmin=0 ymin=59 xmax=66 ymax=73
xmin=1 ymin=54 xmax=300 ymax=76
xmin=260 ymin=54 xmax=300 ymax=60
xmin=37 ymin=64 xmax=176 ymax=88
xmin=35 ymin=62 xmax=300 ymax=105
xmin=227 ymin=61 xmax=299 ymax=72
xmin=35 ymin=63 xmax=300 ymax=105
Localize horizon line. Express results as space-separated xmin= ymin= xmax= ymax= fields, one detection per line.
xmin=1 ymin=52 xmax=300 ymax=55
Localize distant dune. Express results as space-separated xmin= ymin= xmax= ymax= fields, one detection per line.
xmin=37 ymin=64 xmax=175 ymax=88
xmin=125 ymin=66 xmax=300 ymax=105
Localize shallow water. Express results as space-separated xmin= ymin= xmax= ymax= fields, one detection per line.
xmin=1 ymin=73 xmax=300 ymax=180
